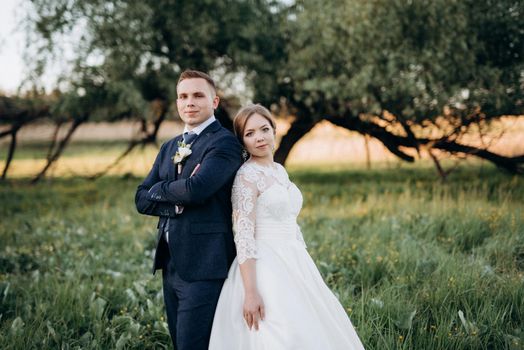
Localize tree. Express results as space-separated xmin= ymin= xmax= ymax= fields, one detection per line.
xmin=0 ymin=93 xmax=50 ymax=179
xmin=267 ymin=0 xmax=523 ymax=173
xmin=20 ymin=0 xmax=285 ymax=181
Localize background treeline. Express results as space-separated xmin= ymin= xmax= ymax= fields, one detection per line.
xmin=1 ymin=0 xmax=523 ymax=181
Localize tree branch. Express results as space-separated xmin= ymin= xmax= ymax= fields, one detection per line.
xmin=31 ymin=115 xmax=89 ymax=184
xmin=89 ymin=100 xmax=168 ymax=179
xmin=324 ymin=114 xmax=415 ymax=162
xmin=1 ymin=127 xmax=20 ymax=180
xmin=323 ymin=113 xmax=523 ymax=174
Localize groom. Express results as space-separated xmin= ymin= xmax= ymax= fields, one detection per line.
xmin=135 ymin=70 xmax=242 ymax=349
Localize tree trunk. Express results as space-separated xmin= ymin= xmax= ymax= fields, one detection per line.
xmin=32 ymin=116 xmax=87 ymax=184
xmin=89 ymin=138 xmax=145 ymax=179
xmin=90 ymin=101 xmax=168 ymax=179
xmin=428 ymin=148 xmax=448 ymax=180
xmin=0 ymin=105 xmax=50 ymax=180
xmin=364 ymin=134 xmax=371 ymax=169
xmin=46 ymin=121 xmax=63 ymax=160
xmin=273 ymin=114 xmax=317 ymax=165
xmin=1 ymin=127 xmax=19 ymax=180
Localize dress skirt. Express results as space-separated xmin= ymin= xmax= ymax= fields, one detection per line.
xmin=208 ymin=236 xmax=365 ymax=350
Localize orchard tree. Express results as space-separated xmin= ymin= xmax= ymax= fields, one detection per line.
xmin=0 ymin=93 xmax=50 ymax=179
xmin=18 ymin=0 xmax=285 ymax=180
xmin=267 ymin=0 xmax=524 ymax=173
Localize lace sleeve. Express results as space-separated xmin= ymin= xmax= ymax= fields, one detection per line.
xmin=232 ymin=169 xmax=259 ymax=264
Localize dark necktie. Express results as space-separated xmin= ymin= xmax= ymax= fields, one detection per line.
xmin=183 ymin=131 xmax=198 ymax=145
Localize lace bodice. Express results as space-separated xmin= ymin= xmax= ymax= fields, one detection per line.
xmin=231 ymin=161 xmax=306 ymax=264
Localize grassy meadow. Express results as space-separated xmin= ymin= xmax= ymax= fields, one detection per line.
xmin=0 ymin=143 xmax=523 ymax=349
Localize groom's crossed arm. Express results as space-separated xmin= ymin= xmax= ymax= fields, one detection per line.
xmin=135 ymin=142 xmax=179 ymax=217
xmin=137 ymin=135 xmax=241 ymax=214
xmin=147 ymin=136 xmax=241 ymax=206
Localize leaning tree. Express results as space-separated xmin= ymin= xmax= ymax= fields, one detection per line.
xmin=263 ymin=0 xmax=524 ymax=174
xmin=0 ymin=93 xmax=50 ymax=179
xmin=10 ymin=0 xmax=286 ymax=181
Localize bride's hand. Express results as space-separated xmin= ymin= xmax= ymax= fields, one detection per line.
xmin=243 ymin=291 xmax=265 ymax=331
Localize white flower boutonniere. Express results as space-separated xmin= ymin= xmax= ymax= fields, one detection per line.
xmin=173 ymin=141 xmax=192 ymax=174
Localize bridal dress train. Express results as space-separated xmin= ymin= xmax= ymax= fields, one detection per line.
xmin=209 ymin=161 xmax=365 ymax=350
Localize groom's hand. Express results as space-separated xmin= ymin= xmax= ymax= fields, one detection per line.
xmin=243 ymin=291 xmax=265 ymax=331
xmin=147 ymin=182 xmax=165 ymax=201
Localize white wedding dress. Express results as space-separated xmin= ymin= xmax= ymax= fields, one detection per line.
xmin=209 ymin=161 xmax=365 ymax=350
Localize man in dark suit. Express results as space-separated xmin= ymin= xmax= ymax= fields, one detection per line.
xmin=135 ymin=70 xmax=242 ymax=349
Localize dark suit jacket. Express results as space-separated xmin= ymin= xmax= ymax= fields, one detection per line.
xmin=135 ymin=120 xmax=242 ymax=281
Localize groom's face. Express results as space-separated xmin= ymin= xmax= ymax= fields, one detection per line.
xmin=176 ymin=78 xmax=219 ymax=129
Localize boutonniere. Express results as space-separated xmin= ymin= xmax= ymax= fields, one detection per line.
xmin=172 ymin=141 xmax=192 ymax=174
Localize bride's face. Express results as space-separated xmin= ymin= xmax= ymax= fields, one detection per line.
xmin=242 ymin=113 xmax=276 ymax=160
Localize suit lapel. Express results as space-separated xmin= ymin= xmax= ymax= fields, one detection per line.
xmin=188 ymin=120 xmax=221 ymax=148
xmin=202 ymin=120 xmax=222 ymax=135
xmin=173 ymin=120 xmax=223 ymax=178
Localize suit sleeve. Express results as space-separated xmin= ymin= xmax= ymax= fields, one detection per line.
xmin=135 ymin=142 xmax=177 ymax=217
xmin=146 ymin=135 xmax=242 ymax=206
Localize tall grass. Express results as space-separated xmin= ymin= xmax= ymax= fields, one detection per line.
xmin=0 ymin=165 xmax=522 ymax=349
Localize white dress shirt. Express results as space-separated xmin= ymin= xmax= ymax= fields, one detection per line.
xmin=183 ymin=115 xmax=216 ymax=136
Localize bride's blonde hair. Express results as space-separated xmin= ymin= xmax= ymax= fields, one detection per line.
xmin=232 ymin=104 xmax=276 ymax=147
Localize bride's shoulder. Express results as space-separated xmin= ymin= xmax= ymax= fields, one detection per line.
xmin=274 ymin=162 xmax=287 ymax=173
xmin=237 ymin=161 xmax=258 ymax=174
xmin=274 ymin=162 xmax=290 ymax=179
xmin=235 ymin=161 xmax=261 ymax=183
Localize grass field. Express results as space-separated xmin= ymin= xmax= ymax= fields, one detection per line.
xmin=0 ymin=150 xmax=523 ymax=348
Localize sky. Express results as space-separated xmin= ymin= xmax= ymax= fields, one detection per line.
xmin=0 ymin=0 xmax=26 ymax=93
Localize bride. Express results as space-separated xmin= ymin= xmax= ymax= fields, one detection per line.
xmin=209 ymin=104 xmax=365 ymax=350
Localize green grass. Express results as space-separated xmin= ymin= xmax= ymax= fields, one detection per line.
xmin=0 ymin=164 xmax=523 ymax=349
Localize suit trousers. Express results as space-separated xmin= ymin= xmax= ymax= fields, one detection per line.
xmin=161 ymin=237 xmax=225 ymax=350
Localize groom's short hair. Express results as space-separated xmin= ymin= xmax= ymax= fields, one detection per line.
xmin=177 ymin=70 xmax=217 ymax=94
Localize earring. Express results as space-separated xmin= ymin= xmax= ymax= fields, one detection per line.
xmin=242 ymin=148 xmax=250 ymax=161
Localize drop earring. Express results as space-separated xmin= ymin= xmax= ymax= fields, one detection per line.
xmin=242 ymin=148 xmax=249 ymax=161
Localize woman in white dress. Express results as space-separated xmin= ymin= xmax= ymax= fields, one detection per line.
xmin=209 ymin=104 xmax=364 ymax=350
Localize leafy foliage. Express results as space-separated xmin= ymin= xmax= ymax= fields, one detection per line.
xmin=280 ymin=0 xmax=523 ymax=121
